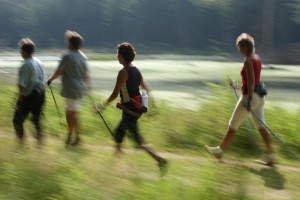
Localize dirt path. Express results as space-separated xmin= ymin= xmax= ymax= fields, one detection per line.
xmin=1 ymin=130 xmax=299 ymax=172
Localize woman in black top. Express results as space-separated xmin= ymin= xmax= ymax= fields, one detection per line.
xmin=104 ymin=42 xmax=167 ymax=172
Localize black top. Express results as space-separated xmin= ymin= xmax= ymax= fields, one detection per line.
xmin=120 ymin=66 xmax=142 ymax=102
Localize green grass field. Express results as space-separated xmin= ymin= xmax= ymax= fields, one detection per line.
xmin=1 ymin=135 xmax=300 ymax=200
xmin=0 ymin=57 xmax=300 ymax=199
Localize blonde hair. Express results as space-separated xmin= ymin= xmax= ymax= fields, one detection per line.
xmin=236 ymin=33 xmax=255 ymax=53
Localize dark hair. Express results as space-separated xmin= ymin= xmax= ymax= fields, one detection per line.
xmin=18 ymin=38 xmax=35 ymax=54
xmin=117 ymin=42 xmax=136 ymax=63
xmin=65 ymin=30 xmax=83 ymax=50
xmin=236 ymin=33 xmax=255 ymax=53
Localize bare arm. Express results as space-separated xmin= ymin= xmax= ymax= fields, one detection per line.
xmin=244 ymin=58 xmax=255 ymax=99
xmin=105 ymin=69 xmax=128 ymax=104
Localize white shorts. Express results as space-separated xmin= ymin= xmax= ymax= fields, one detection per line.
xmin=65 ymin=98 xmax=81 ymax=111
xmin=229 ymin=93 xmax=265 ymax=130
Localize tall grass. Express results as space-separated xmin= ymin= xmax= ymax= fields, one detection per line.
xmin=0 ymin=83 xmax=299 ymax=162
xmin=1 ymin=84 xmax=300 ymax=199
xmin=1 ymin=136 xmax=298 ymax=200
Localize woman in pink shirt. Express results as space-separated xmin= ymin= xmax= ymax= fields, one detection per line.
xmin=205 ymin=33 xmax=275 ymax=166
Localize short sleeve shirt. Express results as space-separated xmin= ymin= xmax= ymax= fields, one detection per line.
xmin=58 ymin=50 xmax=89 ymax=99
xmin=18 ymin=57 xmax=46 ymax=96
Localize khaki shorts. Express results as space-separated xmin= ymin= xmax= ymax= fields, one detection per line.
xmin=229 ymin=93 xmax=265 ymax=130
xmin=65 ymin=98 xmax=81 ymax=111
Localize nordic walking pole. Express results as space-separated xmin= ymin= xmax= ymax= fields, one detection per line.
xmin=88 ymin=95 xmax=115 ymax=139
xmin=228 ymin=76 xmax=258 ymax=148
xmin=232 ymin=84 xmax=239 ymax=100
xmin=227 ymin=76 xmax=240 ymax=101
xmin=227 ymin=76 xmax=240 ymax=100
xmin=95 ymin=103 xmax=115 ymax=139
xmin=49 ymin=85 xmax=63 ymax=129
xmin=249 ymin=109 xmax=300 ymax=162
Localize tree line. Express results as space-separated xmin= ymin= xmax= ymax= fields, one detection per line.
xmin=1 ymin=0 xmax=300 ymax=62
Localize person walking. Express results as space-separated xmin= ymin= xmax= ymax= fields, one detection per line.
xmin=47 ymin=30 xmax=90 ymax=145
xmin=102 ymin=42 xmax=167 ymax=172
xmin=13 ymin=38 xmax=46 ymax=144
xmin=205 ymin=33 xmax=275 ymax=166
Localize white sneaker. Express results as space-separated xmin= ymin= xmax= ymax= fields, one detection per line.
xmin=205 ymin=145 xmax=223 ymax=159
xmin=261 ymin=154 xmax=276 ymax=166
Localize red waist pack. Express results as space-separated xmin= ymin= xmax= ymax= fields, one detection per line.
xmin=119 ymin=95 xmax=147 ymax=113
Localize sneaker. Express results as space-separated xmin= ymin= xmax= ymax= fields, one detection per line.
xmin=205 ymin=145 xmax=223 ymax=159
xmin=34 ymin=133 xmax=43 ymax=145
xmin=65 ymin=136 xmax=71 ymax=146
xmin=257 ymin=154 xmax=276 ymax=167
xmin=71 ymin=137 xmax=81 ymax=146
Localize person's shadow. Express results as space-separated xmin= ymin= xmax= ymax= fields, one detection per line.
xmin=246 ymin=166 xmax=286 ymax=190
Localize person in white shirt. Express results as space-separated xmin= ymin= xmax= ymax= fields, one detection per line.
xmin=47 ymin=31 xmax=91 ymax=146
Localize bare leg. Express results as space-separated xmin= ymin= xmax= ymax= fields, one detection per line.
xmin=220 ymin=127 xmax=236 ymax=151
xmin=141 ymin=144 xmax=163 ymax=163
xmin=66 ymin=110 xmax=75 ymax=134
xmin=73 ymin=112 xmax=80 ymax=141
xmin=141 ymin=144 xmax=167 ymax=177
xmin=124 ymin=117 xmax=165 ymax=163
xmin=66 ymin=110 xmax=80 ymax=144
xmin=258 ymin=127 xmax=273 ymax=153
xmin=256 ymin=127 xmax=276 ymax=166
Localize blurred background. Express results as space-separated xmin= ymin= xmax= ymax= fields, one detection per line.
xmin=0 ymin=0 xmax=300 ymax=63
xmin=0 ymin=1 xmax=300 ymax=200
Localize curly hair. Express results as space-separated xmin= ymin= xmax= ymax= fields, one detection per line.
xmin=65 ymin=30 xmax=83 ymax=50
xmin=18 ymin=38 xmax=35 ymax=54
xmin=117 ymin=42 xmax=136 ymax=63
xmin=236 ymin=33 xmax=255 ymax=53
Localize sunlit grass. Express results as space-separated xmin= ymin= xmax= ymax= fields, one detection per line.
xmin=0 ymin=135 xmax=299 ymax=200
xmin=1 ymin=83 xmax=300 ymax=162
xmin=1 ymin=58 xmax=300 ymax=199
